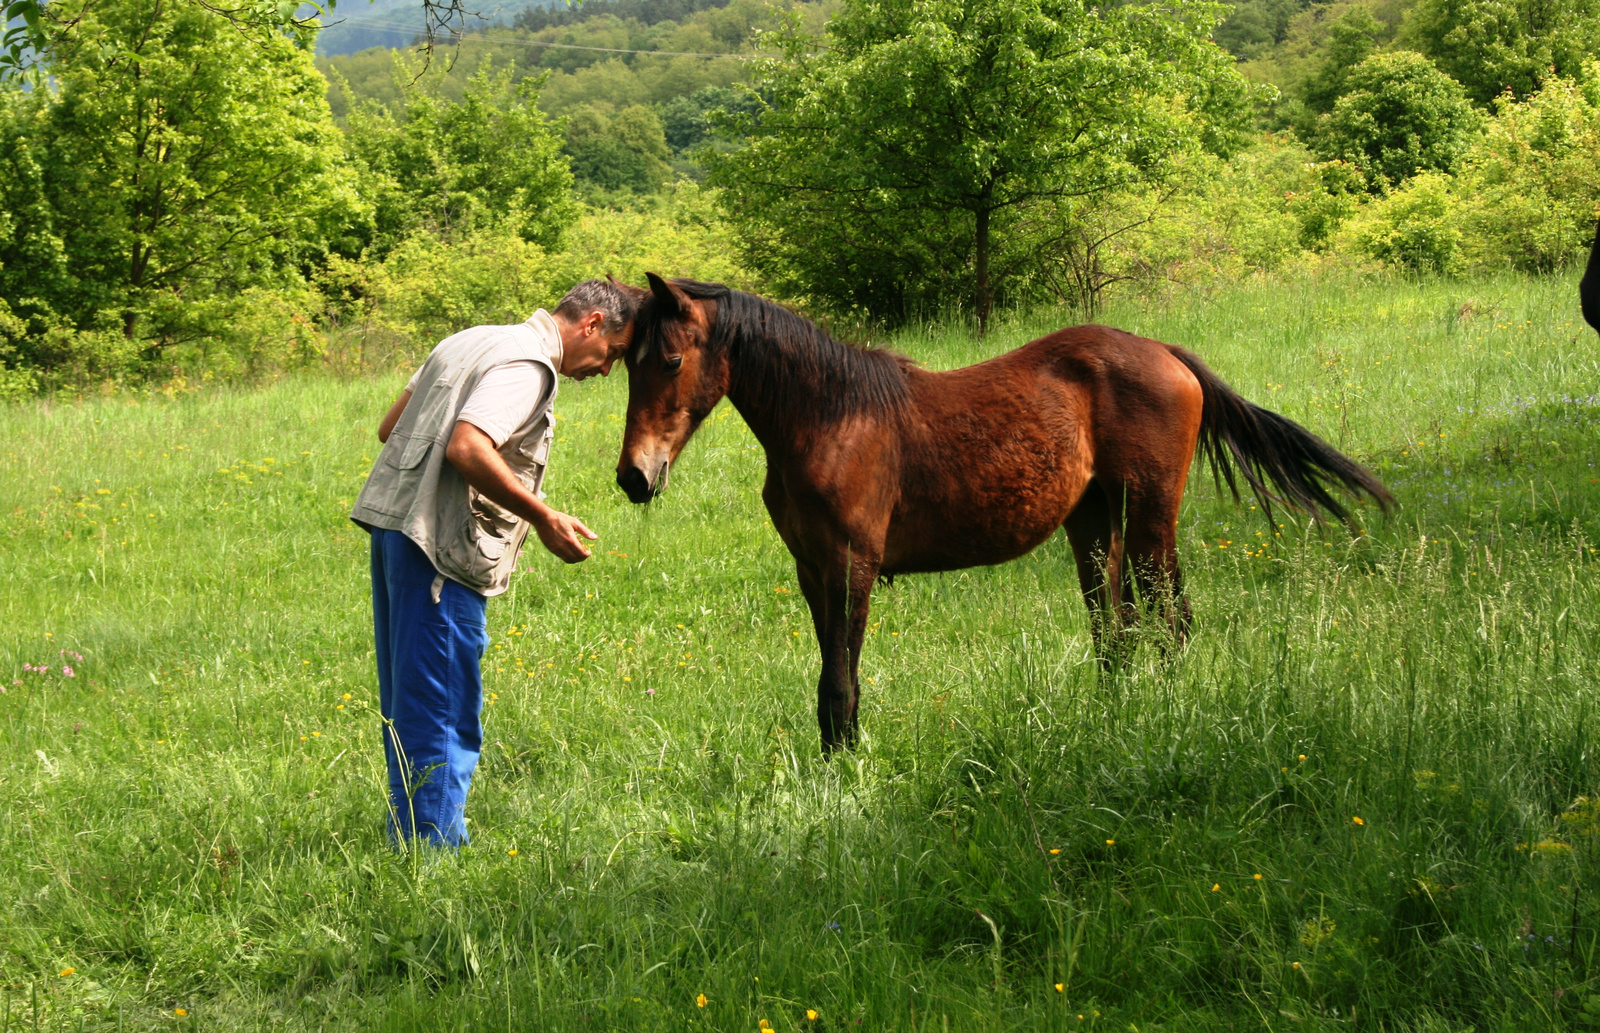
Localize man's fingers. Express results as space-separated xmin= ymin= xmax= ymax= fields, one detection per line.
xmin=562 ymin=524 xmax=591 ymax=562
xmin=571 ymin=518 xmax=598 ymax=541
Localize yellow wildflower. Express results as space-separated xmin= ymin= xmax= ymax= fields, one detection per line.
xmin=806 ymin=1010 xmax=819 ymax=1021
xmin=175 ymin=1009 xmax=188 ymax=1017
xmin=696 ymin=994 xmax=707 ymax=1008
xmin=59 ymin=967 xmax=74 ymax=977
xmin=1352 ymin=816 xmax=1365 ymax=826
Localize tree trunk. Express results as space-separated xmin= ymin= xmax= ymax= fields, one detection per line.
xmin=975 ymin=204 xmax=992 ymax=336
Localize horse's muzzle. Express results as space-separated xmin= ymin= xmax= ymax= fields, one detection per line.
xmin=616 ymin=465 xmax=656 ymax=505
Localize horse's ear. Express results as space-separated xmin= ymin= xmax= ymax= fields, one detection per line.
xmin=606 ymin=273 xmax=649 ymax=302
xmin=646 ymin=271 xmax=688 ymax=319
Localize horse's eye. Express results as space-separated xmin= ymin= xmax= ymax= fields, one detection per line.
xmin=663 ymin=355 xmax=683 ymax=373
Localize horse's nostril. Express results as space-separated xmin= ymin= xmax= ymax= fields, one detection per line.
xmin=616 ymin=466 xmax=652 ymax=504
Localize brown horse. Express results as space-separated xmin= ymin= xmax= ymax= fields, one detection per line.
xmin=616 ymin=274 xmax=1393 ymax=750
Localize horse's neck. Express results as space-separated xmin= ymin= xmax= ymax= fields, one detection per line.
xmin=724 ymin=339 xmax=797 ymax=455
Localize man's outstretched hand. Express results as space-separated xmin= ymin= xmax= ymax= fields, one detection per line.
xmin=535 ymin=509 xmax=597 ymax=563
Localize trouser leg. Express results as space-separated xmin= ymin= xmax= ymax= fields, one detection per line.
xmin=371 ymin=528 xmax=488 ymax=846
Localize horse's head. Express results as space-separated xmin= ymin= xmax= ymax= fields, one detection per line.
xmin=616 ymin=272 xmax=728 ymax=504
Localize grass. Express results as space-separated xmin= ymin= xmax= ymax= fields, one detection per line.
xmin=2 ymin=272 xmax=1599 ymax=1032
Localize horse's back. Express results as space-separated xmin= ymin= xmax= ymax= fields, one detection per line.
xmin=906 ymin=323 xmax=1201 ymax=419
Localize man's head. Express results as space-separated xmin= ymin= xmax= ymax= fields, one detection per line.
xmin=553 ymin=278 xmax=641 ymax=380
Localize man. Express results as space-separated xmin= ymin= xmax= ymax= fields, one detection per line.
xmin=349 ymin=279 xmax=637 ymax=845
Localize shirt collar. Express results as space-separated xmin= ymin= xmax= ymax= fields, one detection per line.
xmin=526 ymin=309 xmax=563 ymax=371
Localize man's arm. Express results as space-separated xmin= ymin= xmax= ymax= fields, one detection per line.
xmin=378 ymin=390 xmax=412 ymax=443
xmin=444 ymin=421 xmax=596 ymax=563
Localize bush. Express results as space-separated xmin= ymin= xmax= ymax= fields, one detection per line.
xmin=1346 ymin=171 xmax=1463 ymax=273
xmin=1452 ymin=70 xmax=1600 ymax=272
xmin=1313 ymin=51 xmax=1483 ymax=190
xmin=323 ymin=183 xmax=752 ymax=372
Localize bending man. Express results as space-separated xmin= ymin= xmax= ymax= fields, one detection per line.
xmin=349 ymin=279 xmax=636 ymax=845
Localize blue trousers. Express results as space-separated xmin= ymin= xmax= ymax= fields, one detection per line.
xmin=370 ymin=528 xmax=489 ymax=846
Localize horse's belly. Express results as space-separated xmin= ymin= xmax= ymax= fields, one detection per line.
xmin=881 ymin=473 xmax=1087 ymax=574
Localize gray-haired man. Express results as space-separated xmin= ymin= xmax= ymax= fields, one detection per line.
xmin=349 ymin=279 xmax=637 ymax=845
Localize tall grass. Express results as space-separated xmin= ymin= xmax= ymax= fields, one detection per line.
xmin=2 ymin=272 xmax=1598 ymax=1031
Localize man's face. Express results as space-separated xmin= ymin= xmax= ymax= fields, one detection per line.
xmin=558 ymin=311 xmax=630 ymax=381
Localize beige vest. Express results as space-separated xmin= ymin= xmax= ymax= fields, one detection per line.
xmin=350 ymin=312 xmax=561 ymax=597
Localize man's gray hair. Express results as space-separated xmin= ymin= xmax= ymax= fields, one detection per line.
xmin=555 ymin=279 xmax=637 ymax=336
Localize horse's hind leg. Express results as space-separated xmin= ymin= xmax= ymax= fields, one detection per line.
xmin=1122 ymin=487 xmax=1191 ymax=648
xmin=1063 ymin=478 xmax=1125 ymax=666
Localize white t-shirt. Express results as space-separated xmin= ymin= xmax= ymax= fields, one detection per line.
xmin=407 ymin=360 xmax=553 ymax=449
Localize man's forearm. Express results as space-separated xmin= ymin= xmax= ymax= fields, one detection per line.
xmin=444 ymin=420 xmax=593 ymax=563
xmin=444 ymin=424 xmax=550 ymax=525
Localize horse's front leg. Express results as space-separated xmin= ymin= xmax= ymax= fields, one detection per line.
xmin=798 ymin=542 xmax=880 ymax=752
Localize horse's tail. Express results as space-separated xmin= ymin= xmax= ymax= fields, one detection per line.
xmin=1168 ymin=347 xmax=1394 ymax=527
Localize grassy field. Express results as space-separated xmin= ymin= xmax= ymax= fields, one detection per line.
xmin=3 ymin=273 xmax=1600 ymax=1032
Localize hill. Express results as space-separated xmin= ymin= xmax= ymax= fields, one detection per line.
xmin=315 ymin=0 xmax=559 ymax=56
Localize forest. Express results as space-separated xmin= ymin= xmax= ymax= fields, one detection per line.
xmin=0 ymin=0 xmax=1596 ymax=390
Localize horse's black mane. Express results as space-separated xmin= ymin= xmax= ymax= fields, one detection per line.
xmin=638 ymin=280 xmax=911 ymax=422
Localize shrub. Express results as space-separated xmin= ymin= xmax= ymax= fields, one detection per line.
xmin=1452 ymin=70 xmax=1600 ymax=272
xmin=1313 ymin=52 xmax=1483 ymax=190
xmin=1346 ymin=171 xmax=1463 ymax=273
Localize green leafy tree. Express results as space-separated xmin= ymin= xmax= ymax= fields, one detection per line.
xmin=711 ymin=0 xmax=1254 ymax=330
xmin=343 ymin=60 xmax=576 ymax=254
xmin=1300 ymin=8 xmax=1384 ymax=115
xmin=1213 ymin=0 xmax=1308 ymax=57
xmin=0 ymin=0 xmax=359 ymax=355
xmin=659 ymin=85 xmax=763 ymax=153
xmin=1313 ymin=51 xmax=1483 ymax=190
xmin=563 ymin=104 xmax=673 ymax=195
xmin=1404 ymin=0 xmax=1600 ymax=104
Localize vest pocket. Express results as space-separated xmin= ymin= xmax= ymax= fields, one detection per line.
xmin=383 ymin=431 xmax=435 ymax=470
xmin=438 ymin=494 xmax=516 ymax=586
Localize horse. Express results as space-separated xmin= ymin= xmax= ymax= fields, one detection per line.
xmin=615 ymin=274 xmax=1394 ymax=751
xmin=1582 ymin=217 xmax=1599 ymax=336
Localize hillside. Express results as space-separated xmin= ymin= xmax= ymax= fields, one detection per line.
xmin=314 ymin=0 xmax=559 ymax=56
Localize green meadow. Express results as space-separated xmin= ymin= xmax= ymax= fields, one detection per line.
xmin=3 ymin=274 xmax=1599 ymax=1032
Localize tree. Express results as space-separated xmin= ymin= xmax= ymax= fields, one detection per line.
xmin=562 ymin=104 xmax=673 ymax=195
xmin=342 ymin=60 xmax=576 ymax=255
xmin=1403 ymin=0 xmax=1600 ymax=104
xmin=710 ymin=0 xmax=1254 ymax=330
xmin=1299 ymin=8 xmax=1384 ymax=116
xmin=0 ymin=0 xmax=359 ymax=353
xmin=1312 ymin=51 xmax=1483 ymax=190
